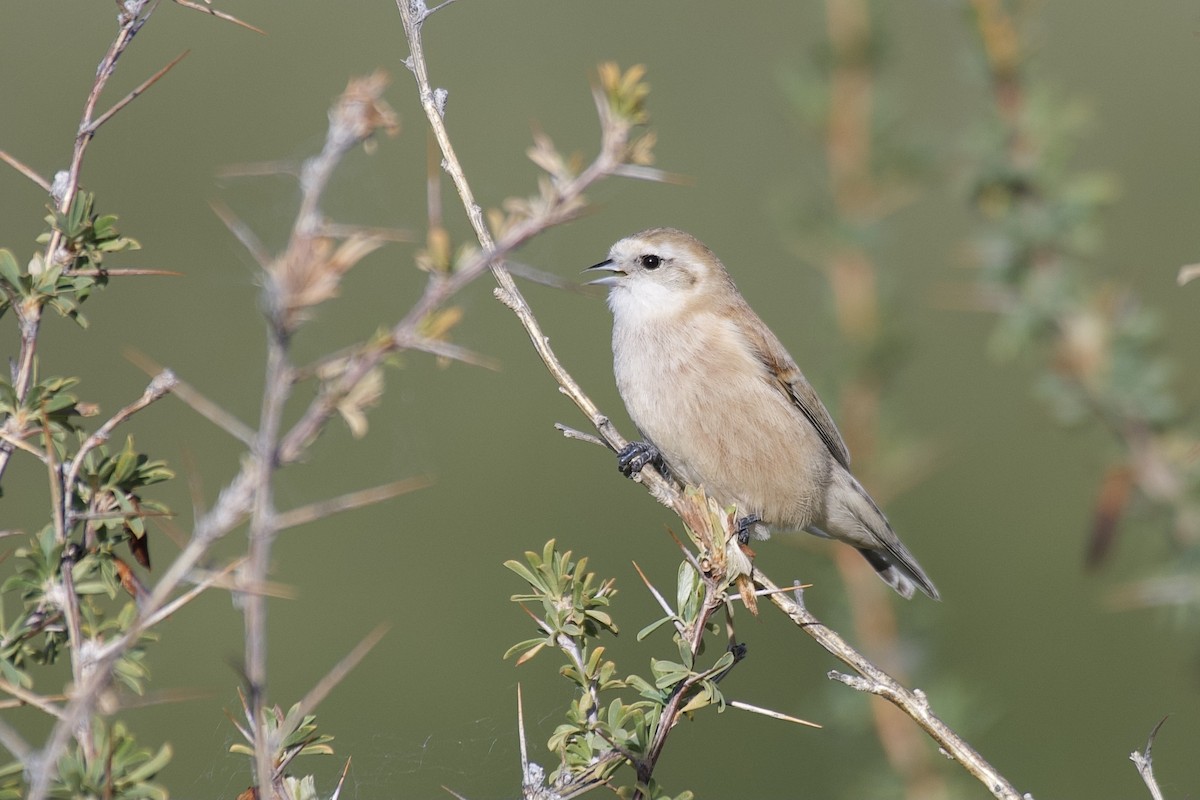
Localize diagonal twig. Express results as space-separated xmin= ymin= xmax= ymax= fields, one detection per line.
xmin=171 ymin=0 xmax=265 ymax=34
xmin=0 ymin=149 xmax=52 ymax=192
xmin=62 ymin=371 xmax=178 ymax=514
xmin=273 ymin=477 xmax=433 ymax=531
xmin=87 ymin=50 xmax=190 ymax=134
xmin=278 ymin=624 xmax=389 ymax=744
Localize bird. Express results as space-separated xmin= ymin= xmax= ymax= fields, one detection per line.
xmin=587 ymin=227 xmax=939 ymax=600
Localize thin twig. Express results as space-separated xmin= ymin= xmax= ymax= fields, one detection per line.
xmin=0 ymin=679 xmax=65 ymax=721
xmin=554 ymin=424 xmax=606 ymax=448
xmin=87 ymin=50 xmax=190 ymax=133
xmin=62 ymin=372 xmax=178 ymax=519
xmin=171 ymin=0 xmax=265 ymax=34
xmin=126 ymin=350 xmax=256 ymax=446
xmin=273 ymin=477 xmax=433 ymax=531
xmin=216 ymin=159 xmax=300 ymax=179
xmin=630 ymin=560 xmax=679 ymax=624
xmin=210 ymin=200 xmax=273 ymax=269
xmin=120 ymin=557 xmax=248 ymax=637
xmin=0 ymin=717 xmax=32 ymax=763
xmin=407 ymin=337 xmax=501 ymax=370
xmin=68 ymin=268 xmax=183 ymax=277
xmin=319 ymin=223 xmax=415 ymax=243
xmin=279 ymin=624 xmax=389 ymax=743
xmin=0 ymin=429 xmax=48 ymax=462
xmin=0 ymin=149 xmax=52 ymax=192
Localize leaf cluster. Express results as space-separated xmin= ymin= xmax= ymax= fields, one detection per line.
xmin=0 ymin=192 xmax=139 ymax=328
xmin=0 ymin=187 xmax=175 ymax=793
xmin=0 ymin=719 xmax=171 ymax=800
xmin=505 ymin=540 xmax=737 ymax=800
xmin=229 ymin=700 xmax=336 ymax=779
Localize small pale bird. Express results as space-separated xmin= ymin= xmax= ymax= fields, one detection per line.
xmin=589 ymin=227 xmax=939 ymax=600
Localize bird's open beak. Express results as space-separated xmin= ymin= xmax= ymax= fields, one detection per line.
xmin=585 ymin=258 xmax=625 ymax=287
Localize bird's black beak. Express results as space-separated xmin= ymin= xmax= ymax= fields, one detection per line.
xmin=585 ymin=258 xmax=625 ymax=287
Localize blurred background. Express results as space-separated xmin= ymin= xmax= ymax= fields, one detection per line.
xmin=3 ymin=1 xmax=1200 ymax=798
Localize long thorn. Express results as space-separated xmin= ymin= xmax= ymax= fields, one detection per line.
xmin=88 ymin=51 xmax=191 ymax=133
xmin=274 ymin=476 xmax=433 ymax=530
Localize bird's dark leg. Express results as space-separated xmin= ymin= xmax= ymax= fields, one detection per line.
xmin=617 ymin=440 xmax=663 ymax=477
xmin=735 ymin=513 xmax=762 ymax=544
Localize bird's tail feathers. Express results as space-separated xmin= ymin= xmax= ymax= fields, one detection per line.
xmin=824 ymin=471 xmax=940 ymax=601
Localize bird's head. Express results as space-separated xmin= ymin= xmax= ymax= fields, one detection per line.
xmin=587 ymin=228 xmax=734 ymax=318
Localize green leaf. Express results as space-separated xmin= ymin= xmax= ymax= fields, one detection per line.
xmin=650 ymin=658 xmax=690 ymax=689
xmin=0 ymin=658 xmax=31 ymax=690
xmin=121 ymin=743 xmax=172 ymax=784
xmin=636 ymin=615 xmax=675 ymax=642
xmin=503 ymin=638 xmax=547 ymax=661
xmin=0 ymin=250 xmax=20 ymax=288
xmin=111 ymin=437 xmax=139 ymax=487
xmin=503 ymin=559 xmax=544 ymax=592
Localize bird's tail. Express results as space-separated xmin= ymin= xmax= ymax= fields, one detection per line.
xmin=822 ymin=469 xmax=940 ymax=600
xmin=856 ymin=547 xmax=939 ymax=600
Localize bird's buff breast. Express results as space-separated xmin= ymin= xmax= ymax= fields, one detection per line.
xmin=612 ymin=310 xmax=826 ymax=529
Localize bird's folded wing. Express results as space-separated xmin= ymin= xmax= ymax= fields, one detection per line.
xmin=741 ymin=315 xmax=853 ymax=469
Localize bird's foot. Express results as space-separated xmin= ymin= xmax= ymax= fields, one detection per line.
xmin=617 ymin=440 xmax=662 ymax=477
xmin=735 ymin=514 xmax=762 ymax=545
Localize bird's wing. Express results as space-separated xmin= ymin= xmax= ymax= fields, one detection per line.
xmin=740 ymin=309 xmax=852 ymax=469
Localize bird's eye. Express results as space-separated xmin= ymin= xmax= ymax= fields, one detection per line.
xmin=641 ymin=254 xmax=662 ymax=269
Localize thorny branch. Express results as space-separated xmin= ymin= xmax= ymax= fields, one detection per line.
xmin=0 ymin=0 xmax=159 ymax=485
xmin=399 ymin=3 xmax=1031 ymax=799
xmin=394 ymin=0 xmax=665 ymax=493
xmin=19 ymin=67 xmax=396 ymax=800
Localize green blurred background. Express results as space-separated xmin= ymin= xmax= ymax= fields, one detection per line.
xmin=3 ymin=2 xmax=1200 ymax=798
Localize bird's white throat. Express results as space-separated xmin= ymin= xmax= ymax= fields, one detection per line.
xmin=606 ymin=277 xmax=691 ymax=325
